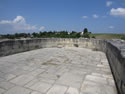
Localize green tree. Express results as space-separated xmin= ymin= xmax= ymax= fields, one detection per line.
xmin=120 ymin=36 xmax=125 ymax=40
xmin=83 ymin=28 xmax=88 ymax=34
xmin=32 ymin=32 xmax=38 ymax=38
xmin=83 ymin=33 xmax=90 ymax=38
xmin=83 ymin=28 xmax=90 ymax=38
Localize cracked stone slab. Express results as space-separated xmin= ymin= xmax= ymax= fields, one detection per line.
xmin=4 ymin=86 xmax=31 ymax=94
xmin=81 ymin=80 xmax=117 ymax=94
xmin=66 ymin=87 xmax=79 ymax=94
xmin=85 ymin=75 xmax=108 ymax=85
xmin=31 ymin=91 xmax=43 ymax=94
xmin=56 ymin=72 xmax=84 ymax=88
xmin=28 ymin=69 xmax=45 ymax=76
xmin=0 ymin=88 xmax=5 ymax=94
xmin=38 ymin=72 xmax=59 ymax=80
xmin=10 ymin=75 xmax=34 ymax=86
xmin=47 ymin=84 xmax=68 ymax=94
xmin=28 ymin=81 xmax=52 ymax=93
xmin=0 ymin=81 xmax=15 ymax=90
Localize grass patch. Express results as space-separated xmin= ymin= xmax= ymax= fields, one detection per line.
xmin=90 ymin=33 xmax=125 ymax=39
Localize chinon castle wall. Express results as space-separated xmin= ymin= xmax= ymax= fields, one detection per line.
xmin=0 ymin=38 xmax=125 ymax=94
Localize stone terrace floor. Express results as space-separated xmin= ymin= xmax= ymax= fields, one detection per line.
xmin=0 ymin=47 xmax=117 ymax=94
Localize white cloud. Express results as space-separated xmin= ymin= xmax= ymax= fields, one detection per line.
xmin=109 ymin=26 xmax=114 ymax=29
xmin=0 ymin=20 xmax=11 ymax=24
xmin=92 ymin=14 xmax=99 ymax=18
xmin=0 ymin=16 xmax=44 ymax=33
xmin=39 ymin=26 xmax=45 ymax=31
xmin=82 ymin=16 xmax=88 ymax=19
xmin=110 ymin=8 xmax=125 ymax=17
xmin=106 ymin=1 xmax=113 ymax=7
xmin=13 ymin=16 xmax=25 ymax=23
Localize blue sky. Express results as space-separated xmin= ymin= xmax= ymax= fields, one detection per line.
xmin=0 ymin=0 xmax=125 ymax=34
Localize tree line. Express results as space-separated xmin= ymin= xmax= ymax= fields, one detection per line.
xmin=0 ymin=28 xmax=93 ymax=39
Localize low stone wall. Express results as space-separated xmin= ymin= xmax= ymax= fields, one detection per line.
xmin=0 ymin=38 xmax=125 ymax=94
xmin=0 ymin=38 xmax=96 ymax=56
xmin=105 ymin=40 xmax=125 ymax=94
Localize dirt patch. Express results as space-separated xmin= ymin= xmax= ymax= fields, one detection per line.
xmin=42 ymin=58 xmax=59 ymax=66
xmin=92 ymin=48 xmax=99 ymax=51
xmin=74 ymin=44 xmax=79 ymax=47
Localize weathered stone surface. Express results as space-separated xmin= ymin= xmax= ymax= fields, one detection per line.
xmin=85 ymin=75 xmax=108 ymax=85
xmin=0 ymin=47 xmax=117 ymax=94
xmin=4 ymin=86 xmax=31 ymax=94
xmin=0 ymin=81 xmax=14 ymax=90
xmin=56 ymin=72 xmax=83 ymax=88
xmin=31 ymin=91 xmax=42 ymax=94
xmin=10 ymin=75 xmax=34 ymax=86
xmin=0 ymin=88 xmax=5 ymax=94
xmin=28 ymin=81 xmax=52 ymax=93
xmin=82 ymin=80 xmax=117 ymax=94
xmin=47 ymin=84 xmax=68 ymax=94
xmin=66 ymin=87 xmax=79 ymax=94
xmin=28 ymin=69 xmax=45 ymax=76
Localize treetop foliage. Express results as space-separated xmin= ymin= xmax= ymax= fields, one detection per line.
xmin=0 ymin=28 xmax=92 ymax=39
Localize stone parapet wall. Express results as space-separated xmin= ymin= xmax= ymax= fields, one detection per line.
xmin=0 ymin=38 xmax=125 ymax=94
xmin=0 ymin=38 xmax=96 ymax=56
xmin=105 ymin=40 xmax=125 ymax=94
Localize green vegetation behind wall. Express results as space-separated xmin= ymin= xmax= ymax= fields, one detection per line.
xmin=0 ymin=28 xmax=91 ymax=39
xmin=90 ymin=33 xmax=125 ymax=40
xmin=0 ymin=29 xmax=125 ymax=40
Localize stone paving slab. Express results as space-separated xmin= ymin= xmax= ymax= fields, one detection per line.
xmin=47 ymin=84 xmax=68 ymax=94
xmin=81 ymin=80 xmax=117 ymax=94
xmin=0 ymin=88 xmax=5 ymax=94
xmin=10 ymin=75 xmax=34 ymax=86
xmin=4 ymin=86 xmax=31 ymax=94
xmin=66 ymin=87 xmax=79 ymax=94
xmin=0 ymin=47 xmax=117 ymax=94
xmin=56 ymin=72 xmax=84 ymax=89
xmin=28 ymin=81 xmax=52 ymax=93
